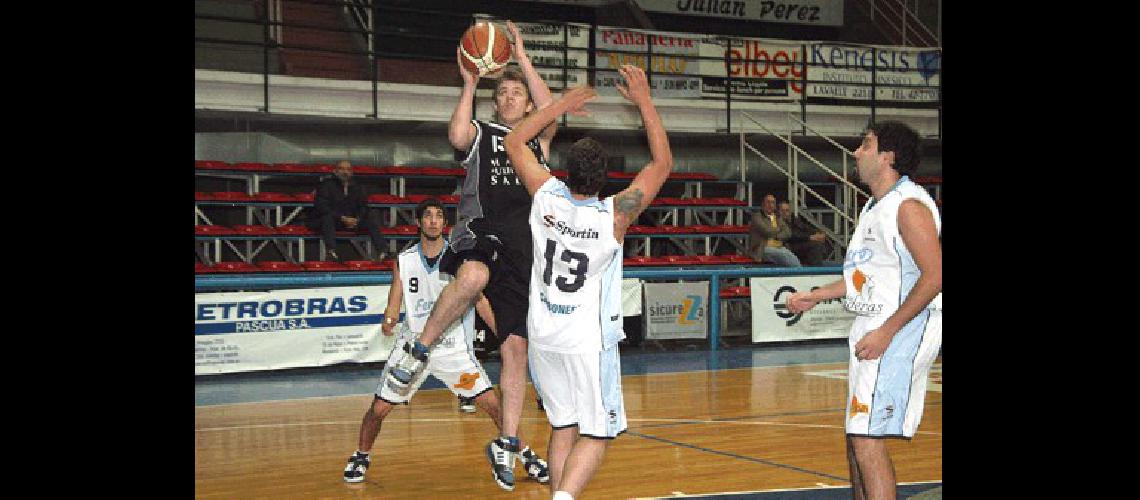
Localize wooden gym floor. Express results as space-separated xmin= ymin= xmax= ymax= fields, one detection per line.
xmin=195 ymin=343 xmax=942 ymax=499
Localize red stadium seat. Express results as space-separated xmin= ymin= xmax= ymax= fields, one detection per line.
xmin=404 ymin=194 xmax=431 ymax=203
xmin=294 ymin=192 xmax=315 ymax=202
xmin=195 ymin=262 xmax=215 ymax=273
xmin=352 ymin=165 xmax=386 ymax=175
xmin=274 ymin=225 xmax=315 ymax=235
xmin=623 ymin=256 xmax=652 ymax=266
xmin=302 ymin=261 xmax=349 ymax=271
xmin=195 ymin=192 xmax=215 ymax=201
xmin=720 ymin=286 xmax=751 ymax=298
xmin=195 ymin=160 xmax=231 ymax=169
xmin=421 ymin=167 xmax=456 ymax=176
xmin=211 ymin=261 xmax=261 ymax=273
xmin=343 ymin=260 xmax=390 ymax=271
xmin=252 ymin=192 xmax=297 ymax=202
xmin=231 ymin=225 xmax=276 ymax=235
xmin=381 ymin=225 xmax=420 ymax=235
xmin=195 ymin=225 xmax=238 ymax=236
xmin=708 ymin=197 xmax=747 ymax=206
xmin=727 ymin=255 xmax=754 ymax=264
xmin=368 ymin=194 xmax=405 ymax=204
xmin=257 ymin=261 xmax=305 ymax=272
xmin=231 ymin=162 xmax=269 ymax=171
xmin=384 ymin=166 xmax=424 ymax=175
xmin=439 ymin=195 xmax=460 ymax=204
xmin=663 ymin=255 xmax=699 ymax=265
xmin=210 ymin=191 xmax=255 ymax=202
xmin=625 ymin=225 xmax=651 ymax=235
xmin=652 ymin=197 xmax=683 ymax=206
xmin=607 ymin=171 xmax=636 ymax=179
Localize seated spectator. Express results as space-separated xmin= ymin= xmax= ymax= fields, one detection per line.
xmin=306 ymin=160 xmax=386 ymax=261
xmin=747 ymin=194 xmax=801 ymax=267
xmin=779 ymin=201 xmax=827 ymax=266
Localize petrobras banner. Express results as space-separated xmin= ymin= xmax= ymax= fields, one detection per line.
xmin=805 ymin=44 xmax=941 ymax=102
xmin=594 ymin=27 xmax=703 ymax=98
xmin=644 ymin=281 xmax=708 ymax=339
xmin=194 ymin=286 xmax=398 ymax=375
xmin=750 ymin=276 xmax=854 ymax=342
xmin=475 ymin=15 xmax=591 ymax=90
xmin=635 ymin=0 xmax=844 ymax=27
xmin=699 ymin=36 xmax=805 ymax=100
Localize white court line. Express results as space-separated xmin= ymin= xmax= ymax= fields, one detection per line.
xmin=629 ymin=480 xmax=942 ymax=499
xmin=195 ymin=360 xmax=852 ymax=409
xmin=195 ymin=416 xmax=941 ymax=436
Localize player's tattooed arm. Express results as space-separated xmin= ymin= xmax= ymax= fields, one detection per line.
xmin=613 ymin=187 xmax=645 ymax=240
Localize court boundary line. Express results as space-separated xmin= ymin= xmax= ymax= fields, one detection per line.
xmin=626 ymin=430 xmax=849 ymax=482
xmin=629 ymin=480 xmax=942 ymax=499
xmin=195 ymin=360 xmax=852 ymax=408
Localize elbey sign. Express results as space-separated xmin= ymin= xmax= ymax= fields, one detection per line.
xmin=635 ymin=0 xmax=844 ymax=26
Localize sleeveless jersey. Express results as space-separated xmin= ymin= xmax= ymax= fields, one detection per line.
xmin=843 ymin=176 xmax=943 ymax=327
xmin=457 ymin=119 xmax=548 ymax=241
xmin=527 ymin=177 xmax=625 ymax=353
xmin=397 ymin=243 xmax=473 ymax=355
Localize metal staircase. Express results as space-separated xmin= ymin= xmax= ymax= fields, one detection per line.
xmin=739 ymin=112 xmax=870 ymax=262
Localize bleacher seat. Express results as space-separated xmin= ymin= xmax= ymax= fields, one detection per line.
xmin=195 ymin=160 xmax=231 ymax=169
xmin=212 ymin=261 xmax=261 ymax=273
xmin=252 ymin=192 xmax=298 ymax=202
xmin=294 ymin=193 xmax=315 ymax=202
xmin=232 ymin=162 xmax=270 ymax=171
xmin=231 ymin=225 xmax=277 ymax=235
xmin=195 ymin=225 xmax=238 ymax=236
xmin=380 ymin=225 xmax=420 ymax=235
xmin=343 ymin=260 xmax=394 ymax=271
xmin=302 ymin=261 xmax=349 ymax=271
xmin=719 ymin=286 xmax=751 ymax=298
xmin=367 ymin=194 xmax=405 ymax=204
xmin=210 ymin=191 xmax=255 ymax=202
xmin=257 ymin=261 xmax=305 ymax=272
xmin=275 ymin=225 xmax=315 ymax=235
xmin=195 ymin=192 xmax=215 ymax=201
xmin=352 ymin=165 xmax=386 ymax=175
xmin=195 ymin=262 xmax=215 ymax=273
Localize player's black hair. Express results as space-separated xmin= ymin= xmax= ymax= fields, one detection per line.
xmin=866 ymin=121 xmax=922 ymax=175
xmin=565 ymin=137 xmax=607 ymax=197
xmin=415 ymin=197 xmax=445 ymax=221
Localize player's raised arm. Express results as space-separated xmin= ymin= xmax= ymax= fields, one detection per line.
xmin=448 ymin=46 xmax=479 ymax=151
xmin=506 ymin=21 xmax=557 ymax=151
xmin=504 ymin=85 xmax=597 ymax=197
xmin=611 ymin=65 xmax=673 ymax=238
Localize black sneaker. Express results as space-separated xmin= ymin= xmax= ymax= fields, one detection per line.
xmin=458 ymin=395 xmax=476 ymax=413
xmin=519 ymin=446 xmax=550 ymax=483
xmin=342 ymin=451 xmax=370 ymax=483
xmin=485 ymin=436 xmax=519 ymax=491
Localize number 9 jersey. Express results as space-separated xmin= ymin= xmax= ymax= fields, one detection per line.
xmin=527 ymin=177 xmax=625 ymax=354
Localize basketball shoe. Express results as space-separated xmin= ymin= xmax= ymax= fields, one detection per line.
xmin=486 ymin=436 xmax=520 ymax=490
xmin=342 ymin=451 xmax=370 ymax=483
xmin=519 ymin=446 xmax=550 ymax=483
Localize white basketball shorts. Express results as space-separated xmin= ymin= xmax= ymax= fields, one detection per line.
xmin=375 ymin=335 xmax=493 ymax=404
xmin=846 ymin=309 xmax=942 ymax=438
xmin=529 ymin=346 xmax=627 ymax=439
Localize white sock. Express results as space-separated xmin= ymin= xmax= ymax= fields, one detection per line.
xmin=552 ymin=491 xmax=573 ymax=500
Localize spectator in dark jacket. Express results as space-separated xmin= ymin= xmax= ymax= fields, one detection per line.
xmin=307 ymin=160 xmax=385 ymax=261
xmin=779 ymin=201 xmax=827 ymax=266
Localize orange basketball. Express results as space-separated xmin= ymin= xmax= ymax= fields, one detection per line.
xmin=459 ymin=22 xmax=512 ymax=77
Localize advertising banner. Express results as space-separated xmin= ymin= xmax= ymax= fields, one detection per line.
xmin=594 ymin=27 xmax=703 ymax=98
xmin=750 ymin=275 xmax=854 ymax=342
xmin=805 ymin=44 xmax=941 ymax=102
xmin=635 ymin=0 xmax=845 ymax=27
xmin=644 ymin=281 xmax=708 ymax=340
xmin=699 ymin=37 xmax=805 ymax=100
xmin=195 ymin=286 xmax=397 ymax=375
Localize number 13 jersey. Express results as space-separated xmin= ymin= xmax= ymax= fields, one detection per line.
xmin=528 ymin=177 xmax=625 ymax=354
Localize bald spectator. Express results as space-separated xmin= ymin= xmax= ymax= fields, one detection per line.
xmin=747 ymin=194 xmax=801 ymax=267
xmin=307 ymin=160 xmax=386 ymax=262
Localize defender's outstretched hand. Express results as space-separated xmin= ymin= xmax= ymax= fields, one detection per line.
xmin=560 ymin=85 xmax=597 ymax=117
xmin=615 ymin=64 xmax=651 ymax=105
xmin=506 ymin=21 xmax=527 ymax=62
